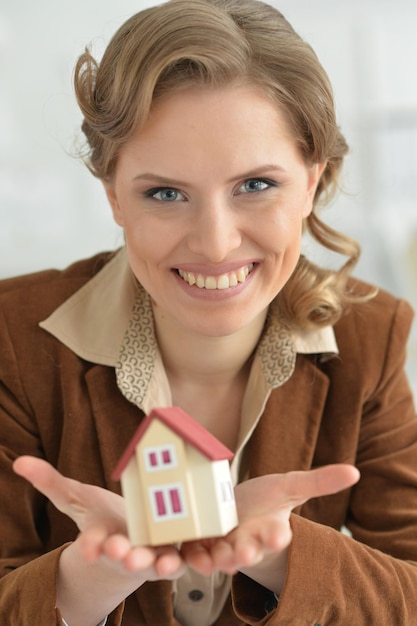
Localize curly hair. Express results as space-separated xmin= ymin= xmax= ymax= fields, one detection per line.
xmin=74 ymin=0 xmax=375 ymax=330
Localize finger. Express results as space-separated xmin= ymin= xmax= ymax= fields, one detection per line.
xmin=231 ymin=535 xmax=264 ymax=568
xmin=236 ymin=516 xmax=292 ymax=559
xmin=13 ymin=456 xmax=60 ymax=489
xmin=13 ymin=456 xmax=80 ymax=513
xmin=220 ymin=516 xmax=291 ymax=571
xmin=284 ymin=464 xmax=360 ymax=506
xmin=154 ymin=546 xmax=186 ymax=579
xmin=14 ymin=456 xmax=126 ymax=531
xmin=123 ymin=545 xmax=157 ymax=572
xmin=102 ymin=534 xmax=132 ymax=562
xmin=181 ymin=542 xmax=214 ymax=576
xmin=208 ymin=539 xmax=238 ymax=575
xmin=78 ymin=525 xmax=110 ymax=562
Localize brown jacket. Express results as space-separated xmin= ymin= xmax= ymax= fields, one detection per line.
xmin=0 ymin=252 xmax=416 ymax=625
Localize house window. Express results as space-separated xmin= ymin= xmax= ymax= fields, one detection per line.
xmin=219 ymin=479 xmax=235 ymax=504
xmin=149 ymin=483 xmax=187 ymax=521
xmin=144 ymin=444 xmax=177 ymax=472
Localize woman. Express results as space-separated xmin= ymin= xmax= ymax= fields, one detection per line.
xmin=1 ymin=0 xmax=416 ymax=624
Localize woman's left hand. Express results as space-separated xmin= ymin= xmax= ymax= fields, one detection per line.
xmin=181 ymin=464 xmax=360 ymax=594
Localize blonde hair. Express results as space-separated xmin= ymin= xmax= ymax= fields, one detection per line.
xmin=74 ymin=0 xmax=374 ymax=330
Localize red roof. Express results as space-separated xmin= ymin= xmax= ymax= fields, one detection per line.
xmin=112 ymin=406 xmax=234 ymax=481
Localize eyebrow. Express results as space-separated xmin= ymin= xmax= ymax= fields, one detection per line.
xmin=131 ymin=164 xmax=288 ymax=186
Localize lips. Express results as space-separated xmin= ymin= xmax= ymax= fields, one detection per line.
xmin=177 ymin=263 xmax=255 ymax=290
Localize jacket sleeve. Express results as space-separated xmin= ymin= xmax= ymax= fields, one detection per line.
xmin=231 ymin=298 xmax=417 ymax=625
xmin=0 ymin=307 xmax=127 ymax=625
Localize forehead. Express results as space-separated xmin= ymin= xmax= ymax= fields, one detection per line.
xmin=110 ymin=85 xmax=312 ymax=189
xmin=120 ymin=86 xmax=299 ymax=162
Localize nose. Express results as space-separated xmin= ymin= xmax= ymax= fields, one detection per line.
xmin=187 ymin=197 xmax=242 ymax=262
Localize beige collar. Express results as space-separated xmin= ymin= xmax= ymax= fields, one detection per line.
xmin=40 ymin=247 xmax=338 ymax=368
xmin=40 ymin=248 xmax=136 ymax=366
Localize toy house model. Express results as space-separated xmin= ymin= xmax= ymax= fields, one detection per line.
xmin=112 ymin=407 xmax=238 ymax=546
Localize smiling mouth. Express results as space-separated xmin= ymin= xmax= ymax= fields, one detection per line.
xmin=177 ymin=264 xmax=255 ymax=290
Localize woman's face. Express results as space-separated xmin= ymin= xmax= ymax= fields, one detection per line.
xmin=105 ymin=86 xmax=325 ymax=337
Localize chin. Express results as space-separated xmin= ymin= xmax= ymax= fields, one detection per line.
xmin=186 ymin=311 xmax=259 ymax=338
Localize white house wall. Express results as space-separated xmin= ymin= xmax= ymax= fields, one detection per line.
xmin=211 ymin=458 xmax=239 ymax=534
xmin=186 ymin=446 xmax=238 ymax=538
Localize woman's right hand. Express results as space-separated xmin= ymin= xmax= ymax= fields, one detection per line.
xmin=13 ymin=456 xmax=186 ymax=626
xmin=13 ymin=455 xmax=185 ymax=579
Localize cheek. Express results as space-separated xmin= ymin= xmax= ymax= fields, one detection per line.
xmin=121 ymin=218 xmax=153 ymax=264
xmin=260 ymin=210 xmax=303 ymax=284
xmin=261 ymin=204 xmax=305 ymax=248
xmin=123 ymin=216 xmax=178 ymax=265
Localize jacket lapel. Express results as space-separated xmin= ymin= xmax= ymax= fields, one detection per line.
xmin=248 ymin=354 xmax=330 ymax=477
xmin=85 ymin=365 xmax=144 ymax=493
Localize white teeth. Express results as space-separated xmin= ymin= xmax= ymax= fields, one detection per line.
xmin=178 ymin=264 xmax=254 ymax=290
xmin=229 ymin=273 xmax=238 ymax=287
xmin=217 ymin=275 xmax=230 ymax=290
xmin=205 ymin=276 xmax=217 ymax=290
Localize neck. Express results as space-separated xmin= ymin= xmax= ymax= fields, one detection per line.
xmin=152 ymin=306 xmax=267 ymax=386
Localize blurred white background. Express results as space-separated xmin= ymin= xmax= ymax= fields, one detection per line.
xmin=0 ymin=0 xmax=416 ymax=394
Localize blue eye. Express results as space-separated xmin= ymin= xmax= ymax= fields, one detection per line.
xmin=146 ymin=187 xmax=185 ymax=202
xmin=238 ymin=178 xmax=274 ymax=193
